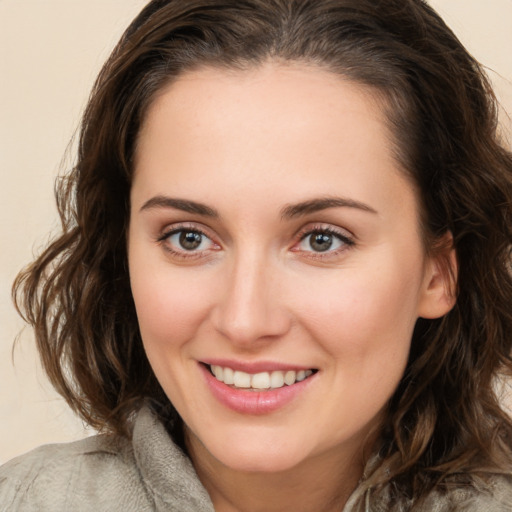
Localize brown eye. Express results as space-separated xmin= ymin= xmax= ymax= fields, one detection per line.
xmin=309 ymin=232 xmax=334 ymax=252
xmin=165 ymin=229 xmax=214 ymax=253
xmin=297 ymin=228 xmax=354 ymax=255
xmin=179 ymin=231 xmax=203 ymax=250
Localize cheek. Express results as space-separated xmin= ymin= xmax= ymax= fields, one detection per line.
xmin=129 ymin=255 xmax=215 ymax=350
xmin=128 ymin=259 xmax=218 ymax=408
xmin=293 ymin=255 xmax=423 ymax=378
xmin=299 ymin=270 xmax=419 ymax=342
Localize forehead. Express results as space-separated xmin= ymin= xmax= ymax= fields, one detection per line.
xmin=132 ymin=62 xmax=416 ymax=222
xmin=135 ymin=62 xmax=391 ymax=155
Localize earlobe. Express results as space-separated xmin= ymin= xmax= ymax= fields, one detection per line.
xmin=418 ymin=234 xmax=458 ymax=319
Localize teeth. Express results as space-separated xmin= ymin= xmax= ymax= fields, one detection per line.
xmin=252 ymin=372 xmax=270 ymax=389
xmin=270 ymin=371 xmax=285 ymax=388
xmin=223 ymin=367 xmax=234 ymax=385
xmin=284 ymin=370 xmax=296 ymax=386
xmin=212 ymin=365 xmax=223 ymax=380
xmin=209 ymin=365 xmax=315 ymax=390
xmin=233 ymin=370 xmax=251 ymax=388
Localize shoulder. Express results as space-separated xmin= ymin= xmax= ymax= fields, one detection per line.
xmin=363 ymin=473 xmax=512 ymax=512
xmin=454 ymin=475 xmax=512 ymax=511
xmin=0 ymin=434 xmax=153 ymax=511
xmin=415 ymin=474 xmax=512 ymax=512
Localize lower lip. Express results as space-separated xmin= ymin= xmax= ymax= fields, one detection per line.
xmin=200 ymin=364 xmax=317 ymax=415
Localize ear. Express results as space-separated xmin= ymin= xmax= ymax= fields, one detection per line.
xmin=417 ymin=232 xmax=458 ymax=319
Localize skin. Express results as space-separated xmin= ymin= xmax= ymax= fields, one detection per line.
xmin=128 ymin=62 xmax=455 ymax=512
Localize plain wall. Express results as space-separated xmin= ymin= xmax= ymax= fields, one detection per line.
xmin=1 ymin=0 xmax=511 ymax=464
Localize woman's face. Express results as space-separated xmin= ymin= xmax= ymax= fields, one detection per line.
xmin=128 ymin=63 xmax=452 ymax=473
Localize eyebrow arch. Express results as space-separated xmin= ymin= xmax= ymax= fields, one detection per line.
xmin=281 ymin=196 xmax=377 ymax=219
xmin=139 ymin=196 xmax=219 ymax=217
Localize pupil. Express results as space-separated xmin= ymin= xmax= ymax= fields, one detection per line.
xmin=179 ymin=231 xmax=202 ymax=250
xmin=310 ymin=232 xmax=332 ymax=252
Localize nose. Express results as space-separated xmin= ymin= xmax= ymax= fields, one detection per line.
xmin=211 ymin=251 xmax=292 ymax=347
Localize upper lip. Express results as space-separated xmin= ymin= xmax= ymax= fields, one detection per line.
xmin=201 ymin=359 xmax=317 ymax=374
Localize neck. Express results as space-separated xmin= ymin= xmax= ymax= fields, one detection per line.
xmin=186 ymin=430 xmax=370 ymax=512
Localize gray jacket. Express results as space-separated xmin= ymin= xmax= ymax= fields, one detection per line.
xmin=1 ymin=406 xmax=511 ymax=511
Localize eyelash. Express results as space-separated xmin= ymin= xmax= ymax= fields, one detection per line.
xmin=157 ymin=223 xmax=218 ymax=260
xmin=156 ymin=223 xmax=355 ymax=260
xmin=294 ymin=225 xmax=355 ymax=259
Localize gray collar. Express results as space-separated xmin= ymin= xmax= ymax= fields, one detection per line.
xmin=132 ymin=406 xmax=215 ymax=512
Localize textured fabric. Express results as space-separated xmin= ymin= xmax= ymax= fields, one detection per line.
xmin=0 ymin=407 xmax=213 ymax=512
xmin=344 ymin=475 xmax=512 ymax=512
xmin=1 ymin=406 xmax=512 ymax=511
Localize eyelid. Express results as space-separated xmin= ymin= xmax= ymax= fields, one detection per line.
xmin=295 ymin=222 xmax=355 ymax=242
xmin=157 ymin=220 xmax=216 ymax=240
xmin=157 ymin=222 xmax=221 ymax=259
xmin=291 ymin=223 xmax=355 ymax=257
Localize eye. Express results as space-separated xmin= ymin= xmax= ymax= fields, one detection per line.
xmin=158 ymin=225 xmax=218 ymax=257
xmin=296 ymin=227 xmax=354 ymax=254
xmin=169 ymin=230 xmax=211 ymax=251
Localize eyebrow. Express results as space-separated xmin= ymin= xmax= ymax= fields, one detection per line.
xmin=281 ymin=196 xmax=377 ymax=219
xmin=139 ymin=196 xmax=219 ymax=217
xmin=139 ymin=195 xmax=377 ymax=219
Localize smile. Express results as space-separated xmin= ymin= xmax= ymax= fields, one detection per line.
xmin=201 ymin=362 xmax=319 ymax=414
xmin=209 ymin=365 xmax=316 ymax=391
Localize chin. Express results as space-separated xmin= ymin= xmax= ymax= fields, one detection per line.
xmin=218 ymin=450 xmax=306 ymax=474
xmin=201 ymin=430 xmax=314 ymax=474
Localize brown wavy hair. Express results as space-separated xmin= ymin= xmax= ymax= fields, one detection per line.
xmin=13 ymin=0 xmax=512 ymax=506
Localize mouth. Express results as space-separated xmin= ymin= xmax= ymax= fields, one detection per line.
xmin=206 ymin=364 xmax=318 ymax=391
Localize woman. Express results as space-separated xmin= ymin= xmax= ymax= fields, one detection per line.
xmin=2 ymin=0 xmax=512 ymax=510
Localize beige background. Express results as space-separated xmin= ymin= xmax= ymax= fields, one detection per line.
xmin=1 ymin=1 xmax=511 ymax=464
